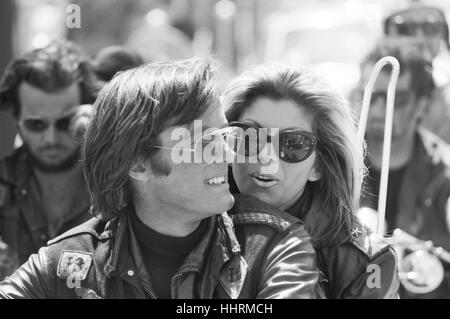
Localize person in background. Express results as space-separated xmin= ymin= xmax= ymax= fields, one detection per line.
xmin=0 ymin=58 xmax=323 ymax=299
xmin=224 ymin=63 xmax=399 ymax=298
xmin=0 ymin=40 xmax=100 ymax=279
xmin=383 ymin=3 xmax=450 ymax=143
xmin=91 ymin=45 xmax=144 ymax=82
xmin=356 ymin=39 xmax=450 ymax=298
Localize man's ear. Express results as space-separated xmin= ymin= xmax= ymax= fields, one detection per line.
xmin=308 ymin=165 xmax=322 ymax=182
xmin=129 ymin=160 xmax=152 ymax=181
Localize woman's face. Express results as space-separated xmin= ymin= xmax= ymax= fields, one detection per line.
xmin=232 ymin=97 xmax=320 ymax=211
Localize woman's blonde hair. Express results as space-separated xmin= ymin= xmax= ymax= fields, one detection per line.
xmin=224 ymin=63 xmax=366 ymax=244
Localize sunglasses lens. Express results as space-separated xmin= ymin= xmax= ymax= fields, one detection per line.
xmin=396 ymin=21 xmax=411 ymax=35
xmin=22 ymin=119 xmax=48 ymax=132
xmin=423 ymin=22 xmax=443 ymax=35
xmin=280 ymin=132 xmax=314 ymax=163
xmin=371 ymin=92 xmax=386 ymax=104
xmin=55 ymin=116 xmax=72 ymax=131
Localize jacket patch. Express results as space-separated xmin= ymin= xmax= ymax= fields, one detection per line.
xmin=219 ymin=255 xmax=248 ymax=299
xmin=231 ymin=213 xmax=291 ymax=232
xmin=57 ymin=250 xmax=93 ymax=281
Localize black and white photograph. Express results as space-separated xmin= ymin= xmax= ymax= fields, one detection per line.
xmin=0 ymin=0 xmax=450 ymax=306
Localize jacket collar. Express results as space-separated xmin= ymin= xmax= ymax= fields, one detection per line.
xmin=5 ymin=147 xmax=34 ymax=190
xmin=103 ymin=206 xmax=241 ymax=281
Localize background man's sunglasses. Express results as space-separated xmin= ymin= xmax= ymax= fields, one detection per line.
xmin=229 ymin=121 xmax=317 ymax=163
xmin=391 ymin=20 xmax=445 ymax=37
xmin=19 ymin=115 xmax=74 ymax=133
xmin=385 ymin=8 xmax=447 ymax=37
xmin=355 ymin=90 xmax=415 ymax=109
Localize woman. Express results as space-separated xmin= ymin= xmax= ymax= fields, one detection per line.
xmin=223 ymin=63 xmax=399 ymax=298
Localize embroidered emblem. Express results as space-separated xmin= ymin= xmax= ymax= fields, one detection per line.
xmin=219 ymin=255 xmax=248 ymax=299
xmin=57 ymin=250 xmax=93 ymax=281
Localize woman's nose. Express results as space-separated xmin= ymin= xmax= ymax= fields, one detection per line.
xmin=258 ymin=141 xmax=278 ymax=164
xmin=258 ymin=141 xmax=280 ymax=175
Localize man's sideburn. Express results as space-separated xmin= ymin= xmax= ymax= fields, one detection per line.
xmin=149 ymin=151 xmax=171 ymax=176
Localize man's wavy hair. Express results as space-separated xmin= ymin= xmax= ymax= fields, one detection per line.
xmin=0 ymin=40 xmax=100 ymax=118
xmin=83 ymin=58 xmax=219 ymax=219
xmin=224 ymin=63 xmax=366 ymax=246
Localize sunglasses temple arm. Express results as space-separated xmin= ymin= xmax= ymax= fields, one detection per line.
xmin=358 ymin=56 xmax=400 ymax=236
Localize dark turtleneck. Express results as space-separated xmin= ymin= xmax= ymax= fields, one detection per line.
xmin=130 ymin=211 xmax=208 ymax=299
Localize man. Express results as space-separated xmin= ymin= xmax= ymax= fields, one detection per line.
xmin=383 ymin=3 xmax=450 ymax=143
xmin=357 ymin=39 xmax=450 ymax=298
xmin=0 ymin=58 xmax=323 ymax=299
xmin=0 ymin=40 xmax=99 ymax=278
xmin=92 ymin=45 xmax=144 ymax=82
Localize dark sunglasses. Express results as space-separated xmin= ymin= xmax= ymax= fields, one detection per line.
xmin=385 ymin=9 xmax=446 ymax=37
xmin=356 ymin=90 xmax=415 ymax=109
xmin=393 ymin=20 xmax=444 ymax=37
xmin=19 ymin=115 xmax=74 ymax=133
xmin=229 ymin=121 xmax=317 ymax=163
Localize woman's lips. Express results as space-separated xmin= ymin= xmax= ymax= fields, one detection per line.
xmin=249 ymin=173 xmax=278 ymax=188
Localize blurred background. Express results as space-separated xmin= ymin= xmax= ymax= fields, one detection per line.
xmin=1 ymin=0 xmax=450 ymax=158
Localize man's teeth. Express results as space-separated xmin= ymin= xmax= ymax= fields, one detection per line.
xmin=206 ymin=176 xmax=226 ymax=185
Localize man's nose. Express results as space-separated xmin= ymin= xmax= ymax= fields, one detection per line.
xmin=222 ymin=139 xmax=237 ymax=164
xmin=369 ymin=96 xmax=386 ymax=120
xmin=414 ymin=28 xmax=427 ymax=41
xmin=41 ymin=124 xmax=59 ymax=144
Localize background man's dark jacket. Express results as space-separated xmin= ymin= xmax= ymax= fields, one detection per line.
xmin=362 ymin=128 xmax=450 ymax=298
xmin=0 ymin=147 xmax=91 ymax=279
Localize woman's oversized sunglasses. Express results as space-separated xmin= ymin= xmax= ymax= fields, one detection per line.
xmin=229 ymin=121 xmax=317 ymax=163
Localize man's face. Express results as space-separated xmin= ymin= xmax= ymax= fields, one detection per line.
xmin=360 ymin=66 xmax=427 ymax=149
xmin=143 ymin=102 xmax=234 ymax=221
xmin=386 ymin=8 xmax=446 ymax=58
xmin=17 ymin=82 xmax=82 ymax=172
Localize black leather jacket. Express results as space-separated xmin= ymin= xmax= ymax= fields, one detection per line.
xmin=288 ymin=188 xmax=400 ymax=299
xmin=0 ymin=195 xmax=324 ymax=299
xmin=0 ymin=147 xmax=91 ymax=279
xmin=229 ymin=171 xmax=400 ymax=299
xmin=362 ymin=129 xmax=450 ymax=298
